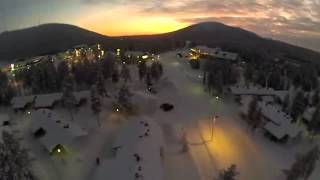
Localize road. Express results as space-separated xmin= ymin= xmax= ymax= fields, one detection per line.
xmin=151 ymin=51 xmax=306 ymax=180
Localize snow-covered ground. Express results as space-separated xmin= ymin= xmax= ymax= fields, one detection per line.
xmin=2 ymin=49 xmax=320 ymax=180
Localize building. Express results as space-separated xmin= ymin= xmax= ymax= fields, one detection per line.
xmin=31 ymin=109 xmax=87 ymax=155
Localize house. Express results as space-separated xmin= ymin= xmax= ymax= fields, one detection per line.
xmin=94 ymin=117 xmax=165 ymax=180
xmin=31 ymin=109 xmax=87 ymax=155
xmin=11 ymin=95 xmax=36 ymax=112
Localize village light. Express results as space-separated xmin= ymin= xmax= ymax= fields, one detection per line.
xmin=27 ymin=111 xmax=31 ymax=115
xmin=142 ymin=55 xmax=149 ymax=59
xmin=10 ymin=64 xmax=15 ymax=72
xmin=215 ymin=96 xmax=219 ymax=100
xmin=57 ymin=148 xmax=61 ymax=153
xmin=116 ymin=108 xmax=119 ymax=112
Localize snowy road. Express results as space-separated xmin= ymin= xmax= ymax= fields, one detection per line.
xmin=150 ymin=51 xmax=312 ymax=180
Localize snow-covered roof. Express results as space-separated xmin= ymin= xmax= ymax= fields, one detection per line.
xmin=11 ymin=95 xmax=35 ymax=109
xmin=259 ymin=102 xmax=291 ymax=125
xmin=302 ymin=107 xmax=316 ymax=122
xmin=95 ymin=117 xmax=164 ymax=180
xmin=31 ymin=109 xmax=87 ymax=151
xmin=264 ymin=120 xmax=302 ymax=140
xmin=34 ymin=93 xmax=62 ymax=108
xmin=260 ymin=102 xmax=303 ymax=139
xmin=231 ymin=86 xmax=288 ymax=101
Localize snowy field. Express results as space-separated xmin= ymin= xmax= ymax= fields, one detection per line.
xmin=2 ymin=50 xmax=320 ymax=180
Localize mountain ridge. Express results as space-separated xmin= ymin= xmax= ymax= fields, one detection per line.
xmin=0 ymin=22 xmax=319 ymax=64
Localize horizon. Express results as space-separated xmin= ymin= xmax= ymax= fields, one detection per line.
xmin=1 ymin=0 xmax=320 ymax=52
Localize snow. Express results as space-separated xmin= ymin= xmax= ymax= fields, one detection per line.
xmin=95 ymin=117 xmax=165 ymax=180
xmin=31 ymin=109 xmax=87 ymax=152
xmin=131 ymin=91 xmax=159 ymax=114
xmin=11 ymin=95 xmax=35 ymax=109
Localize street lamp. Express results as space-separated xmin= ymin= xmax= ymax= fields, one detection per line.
xmin=210 ymin=115 xmax=217 ymax=142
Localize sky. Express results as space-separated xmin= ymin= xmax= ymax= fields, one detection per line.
xmin=1 ymin=0 xmax=320 ymax=52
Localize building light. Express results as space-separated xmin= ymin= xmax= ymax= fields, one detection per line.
xmin=101 ymin=50 xmax=104 ymax=56
xmin=27 ymin=111 xmax=31 ymax=115
xmin=116 ymin=108 xmax=119 ymax=112
xmin=57 ymin=148 xmax=61 ymax=153
xmin=142 ymin=55 xmax=148 ymax=59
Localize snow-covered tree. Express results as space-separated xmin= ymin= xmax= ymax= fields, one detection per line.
xmin=120 ymin=64 xmax=131 ymax=82
xmin=118 ymin=84 xmax=132 ymax=111
xmin=91 ymin=84 xmax=102 ymax=126
xmin=57 ymin=61 xmax=69 ymax=89
xmin=0 ymin=131 xmax=35 ymax=180
xmin=291 ymin=91 xmax=307 ymax=122
xmin=0 ymin=70 xmax=14 ymax=105
xmin=308 ymin=105 xmax=320 ymax=137
xmin=112 ymin=65 xmax=120 ymax=84
xmin=62 ymin=75 xmax=77 ymax=121
xmin=138 ymin=61 xmax=147 ymax=80
xmin=218 ymin=164 xmax=239 ymax=180
xmin=284 ymin=146 xmax=319 ymax=180
xmin=96 ymin=70 xmax=106 ymax=96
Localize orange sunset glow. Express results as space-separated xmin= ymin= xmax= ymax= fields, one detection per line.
xmin=1 ymin=0 xmax=320 ymax=51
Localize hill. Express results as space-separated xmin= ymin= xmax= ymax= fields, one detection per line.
xmin=120 ymin=22 xmax=320 ymax=64
xmin=1 ymin=22 xmax=320 ymax=64
xmin=0 ymin=24 xmax=118 ymax=61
